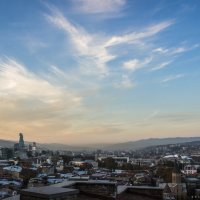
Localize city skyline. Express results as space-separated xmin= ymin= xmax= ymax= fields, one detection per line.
xmin=0 ymin=0 xmax=200 ymax=145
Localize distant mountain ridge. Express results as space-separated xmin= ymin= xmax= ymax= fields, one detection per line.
xmin=104 ymin=137 xmax=200 ymax=150
xmin=0 ymin=139 xmax=16 ymax=148
xmin=0 ymin=139 xmax=84 ymax=151
xmin=0 ymin=137 xmax=200 ymax=151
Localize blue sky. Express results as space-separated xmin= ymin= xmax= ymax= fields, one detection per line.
xmin=0 ymin=0 xmax=200 ymax=144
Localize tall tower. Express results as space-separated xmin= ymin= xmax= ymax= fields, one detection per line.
xmin=19 ymin=133 xmax=25 ymax=149
xmin=32 ymin=142 xmax=37 ymax=156
xmin=172 ymin=159 xmax=181 ymax=184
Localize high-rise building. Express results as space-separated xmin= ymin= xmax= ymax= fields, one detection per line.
xmin=13 ymin=133 xmax=28 ymax=159
xmin=19 ymin=133 xmax=25 ymax=149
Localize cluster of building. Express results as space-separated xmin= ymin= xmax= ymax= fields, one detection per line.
xmin=0 ymin=133 xmax=37 ymax=161
xmin=0 ymin=134 xmax=200 ymax=199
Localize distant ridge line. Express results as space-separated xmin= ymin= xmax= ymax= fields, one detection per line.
xmin=0 ymin=136 xmax=200 ymax=151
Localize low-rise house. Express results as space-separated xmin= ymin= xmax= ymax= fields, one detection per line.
xmin=56 ymin=160 xmax=64 ymax=172
xmin=97 ymin=156 xmax=129 ymax=167
xmin=47 ymin=176 xmax=63 ymax=184
xmin=39 ymin=163 xmax=55 ymax=175
xmin=3 ymin=166 xmax=22 ymax=178
xmin=90 ymin=173 xmax=107 ymax=180
xmin=130 ymin=158 xmax=156 ymax=166
xmin=59 ymin=173 xmax=73 ymax=179
xmin=183 ymin=165 xmax=199 ymax=175
xmin=133 ymin=172 xmax=152 ymax=186
xmin=0 ymin=178 xmax=22 ymax=192
xmin=112 ymin=157 xmax=129 ymax=167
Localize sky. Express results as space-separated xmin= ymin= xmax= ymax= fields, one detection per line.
xmin=0 ymin=0 xmax=200 ymax=145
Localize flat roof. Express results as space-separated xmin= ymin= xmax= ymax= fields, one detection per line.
xmin=53 ymin=180 xmax=116 ymax=188
xmin=20 ymin=186 xmax=78 ymax=198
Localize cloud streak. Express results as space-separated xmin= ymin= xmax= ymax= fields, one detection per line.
xmin=0 ymin=57 xmax=85 ymax=142
xmin=153 ymin=111 xmax=200 ymax=123
xmin=153 ymin=44 xmax=199 ymax=55
xmin=161 ymin=74 xmax=184 ymax=83
xmin=123 ymin=57 xmax=152 ymax=71
xmin=71 ymin=0 xmax=126 ymax=14
xmin=0 ymin=57 xmax=81 ymax=105
xmin=151 ymin=61 xmax=172 ymax=71
xmin=45 ymin=6 xmax=175 ymax=80
xmin=105 ymin=21 xmax=173 ymax=47
xmin=45 ymin=7 xmax=116 ymax=75
xmin=114 ymin=75 xmax=135 ymax=89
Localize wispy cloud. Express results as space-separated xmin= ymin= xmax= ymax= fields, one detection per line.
xmin=0 ymin=1 xmax=199 ymax=144
xmin=0 ymin=57 xmax=131 ymax=143
xmin=154 ymin=111 xmax=200 ymax=123
xmin=105 ymin=21 xmax=173 ymax=47
xmin=0 ymin=57 xmax=83 ymax=121
xmin=71 ymin=0 xmax=126 ymax=14
xmin=0 ymin=57 xmax=81 ymax=104
xmin=45 ymin=7 xmax=115 ymax=75
xmin=151 ymin=61 xmax=172 ymax=71
xmin=114 ymin=75 xmax=135 ymax=89
xmin=161 ymin=74 xmax=184 ymax=83
xmin=45 ymin=6 xmax=175 ymax=79
xmin=153 ymin=44 xmax=199 ymax=55
xmin=0 ymin=57 xmax=89 ymax=142
xmin=147 ymin=110 xmax=160 ymax=119
xmin=123 ymin=57 xmax=152 ymax=71
xmin=153 ymin=47 xmax=169 ymax=54
xmin=20 ymin=36 xmax=48 ymax=54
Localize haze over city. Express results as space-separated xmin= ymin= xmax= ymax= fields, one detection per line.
xmin=0 ymin=0 xmax=200 ymax=145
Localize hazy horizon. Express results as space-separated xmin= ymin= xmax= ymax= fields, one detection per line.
xmin=1 ymin=135 xmax=200 ymax=147
xmin=0 ymin=0 xmax=200 ymax=145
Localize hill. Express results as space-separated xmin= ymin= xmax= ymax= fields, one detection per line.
xmin=0 ymin=137 xmax=200 ymax=151
xmin=0 ymin=139 xmax=16 ymax=148
xmin=104 ymin=137 xmax=200 ymax=150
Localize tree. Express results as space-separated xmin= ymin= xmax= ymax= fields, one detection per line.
xmin=156 ymin=166 xmax=173 ymax=182
xmin=20 ymin=168 xmax=37 ymax=188
xmin=79 ymin=162 xmax=93 ymax=171
xmin=61 ymin=155 xmax=73 ymax=165
xmin=20 ymin=168 xmax=37 ymax=180
xmin=121 ymin=163 xmax=133 ymax=170
xmin=99 ymin=157 xmax=117 ymax=170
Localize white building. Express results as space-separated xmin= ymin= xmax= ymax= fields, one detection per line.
xmin=183 ymin=165 xmax=199 ymax=175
